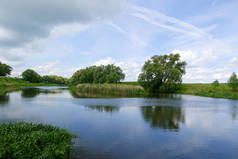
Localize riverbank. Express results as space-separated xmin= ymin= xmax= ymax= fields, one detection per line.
xmin=0 ymin=122 xmax=74 ymax=159
xmin=0 ymin=77 xmax=64 ymax=95
xmin=176 ymin=83 xmax=238 ymax=100
xmin=122 ymin=82 xmax=238 ymax=100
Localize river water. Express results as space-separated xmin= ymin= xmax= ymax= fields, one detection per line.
xmin=0 ymin=86 xmax=238 ymax=159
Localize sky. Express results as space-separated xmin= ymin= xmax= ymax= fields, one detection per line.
xmin=0 ymin=0 xmax=237 ymax=83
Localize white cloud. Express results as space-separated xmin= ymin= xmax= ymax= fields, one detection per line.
xmin=94 ymin=57 xmax=116 ymax=66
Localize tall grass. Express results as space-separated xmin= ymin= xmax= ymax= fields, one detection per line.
xmin=0 ymin=122 xmax=74 ymax=159
xmin=71 ymin=84 xmax=145 ymax=98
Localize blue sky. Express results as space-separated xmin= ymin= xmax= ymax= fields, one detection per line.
xmin=0 ymin=0 xmax=237 ymax=82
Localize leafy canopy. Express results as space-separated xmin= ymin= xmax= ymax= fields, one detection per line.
xmin=228 ymin=72 xmax=238 ymax=91
xmin=22 ymin=69 xmax=42 ymax=83
xmin=70 ymin=64 xmax=125 ymax=85
xmin=42 ymin=75 xmax=68 ymax=84
xmin=138 ymin=53 xmax=186 ymax=93
xmin=0 ymin=62 xmax=12 ymax=76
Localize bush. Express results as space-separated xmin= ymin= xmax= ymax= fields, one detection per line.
xmin=70 ymin=64 xmax=125 ymax=85
xmin=22 ymin=69 xmax=42 ymax=83
xmin=138 ymin=53 xmax=186 ymax=93
xmin=0 ymin=122 xmax=73 ymax=159
xmin=0 ymin=62 xmax=12 ymax=76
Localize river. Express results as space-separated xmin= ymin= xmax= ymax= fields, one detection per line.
xmin=0 ymin=86 xmax=238 ymax=159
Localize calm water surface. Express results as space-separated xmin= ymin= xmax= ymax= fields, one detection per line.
xmin=1 ymin=87 xmax=238 ymax=159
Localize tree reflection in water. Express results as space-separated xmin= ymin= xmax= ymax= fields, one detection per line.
xmin=21 ymin=88 xmax=62 ymax=98
xmin=141 ymin=106 xmax=185 ymax=131
xmin=85 ymin=105 xmax=119 ymax=113
xmin=0 ymin=95 xmax=9 ymax=105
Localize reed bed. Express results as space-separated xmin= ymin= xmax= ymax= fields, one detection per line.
xmin=73 ymin=84 xmax=145 ymax=98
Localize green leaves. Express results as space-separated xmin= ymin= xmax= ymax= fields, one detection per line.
xmin=70 ymin=64 xmax=125 ymax=85
xmin=22 ymin=69 xmax=42 ymax=83
xmin=0 ymin=122 xmax=73 ymax=159
xmin=0 ymin=62 xmax=12 ymax=76
xmin=228 ymin=72 xmax=238 ymax=91
xmin=138 ymin=53 xmax=186 ymax=93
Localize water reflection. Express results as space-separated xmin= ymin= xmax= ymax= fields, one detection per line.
xmin=141 ymin=106 xmax=185 ymax=131
xmin=21 ymin=87 xmax=63 ymax=98
xmin=85 ymin=105 xmax=119 ymax=113
xmin=0 ymin=95 xmax=9 ymax=105
xmin=230 ymin=106 xmax=238 ymax=120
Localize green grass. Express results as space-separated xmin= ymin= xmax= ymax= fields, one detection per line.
xmin=0 ymin=122 xmax=74 ymax=159
xmin=177 ymin=83 xmax=238 ymax=100
xmin=71 ymin=83 xmax=145 ymax=98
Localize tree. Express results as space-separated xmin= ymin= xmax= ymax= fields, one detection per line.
xmin=228 ymin=72 xmax=238 ymax=91
xmin=70 ymin=64 xmax=125 ymax=85
xmin=22 ymin=69 xmax=42 ymax=83
xmin=212 ymin=79 xmax=219 ymax=88
xmin=42 ymin=75 xmax=68 ymax=84
xmin=138 ymin=53 xmax=186 ymax=93
xmin=0 ymin=62 xmax=12 ymax=76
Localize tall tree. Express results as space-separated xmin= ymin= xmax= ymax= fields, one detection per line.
xmin=22 ymin=69 xmax=42 ymax=83
xmin=138 ymin=53 xmax=186 ymax=93
xmin=0 ymin=62 xmax=12 ymax=76
xmin=228 ymin=72 xmax=238 ymax=91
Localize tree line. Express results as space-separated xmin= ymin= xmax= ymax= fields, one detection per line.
xmin=1 ymin=53 xmax=238 ymax=92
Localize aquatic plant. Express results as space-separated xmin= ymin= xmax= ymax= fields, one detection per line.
xmin=0 ymin=122 xmax=74 ymax=159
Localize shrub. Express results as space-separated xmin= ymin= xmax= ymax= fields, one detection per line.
xmin=0 ymin=122 xmax=74 ymax=159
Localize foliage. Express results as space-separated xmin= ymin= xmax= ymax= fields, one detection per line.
xmin=70 ymin=64 xmax=125 ymax=85
xmin=138 ymin=53 xmax=186 ymax=93
xmin=212 ymin=79 xmax=220 ymax=88
xmin=0 ymin=122 xmax=74 ymax=159
xmin=22 ymin=69 xmax=42 ymax=83
xmin=42 ymin=75 xmax=68 ymax=85
xmin=70 ymin=84 xmax=145 ymax=98
xmin=228 ymin=72 xmax=238 ymax=91
xmin=0 ymin=62 xmax=12 ymax=76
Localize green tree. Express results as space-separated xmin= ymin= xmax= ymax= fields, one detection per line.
xmin=70 ymin=64 xmax=125 ymax=85
xmin=228 ymin=72 xmax=238 ymax=91
xmin=138 ymin=53 xmax=186 ymax=93
xmin=22 ymin=69 xmax=42 ymax=83
xmin=42 ymin=75 xmax=68 ymax=84
xmin=0 ymin=62 xmax=12 ymax=76
xmin=212 ymin=79 xmax=219 ymax=88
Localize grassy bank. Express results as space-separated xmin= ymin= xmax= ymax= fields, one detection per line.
xmin=177 ymin=83 xmax=238 ymax=100
xmin=0 ymin=122 xmax=74 ymax=159
xmin=0 ymin=77 xmax=64 ymax=95
xmin=101 ymin=82 xmax=238 ymax=100
xmin=71 ymin=83 xmax=145 ymax=98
